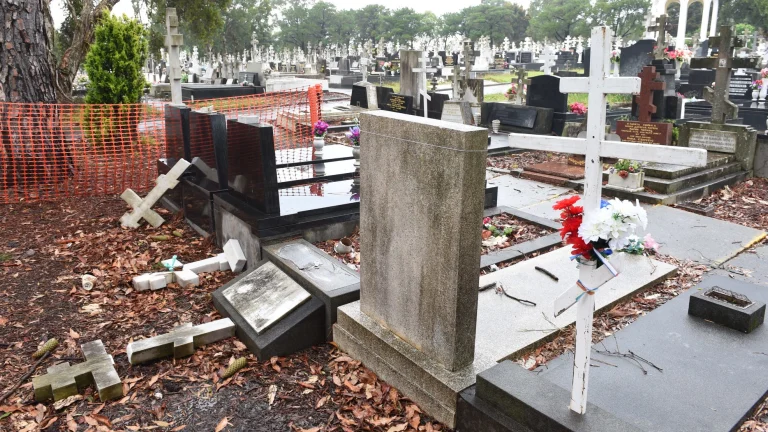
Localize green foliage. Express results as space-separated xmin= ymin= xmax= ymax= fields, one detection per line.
xmin=182 ymin=0 xmax=273 ymax=54
xmin=446 ymin=1 xmax=529 ymax=46
xmin=142 ymin=0 xmax=233 ymax=55
xmin=613 ymin=159 xmax=643 ymax=172
xmin=529 ymin=0 xmax=592 ymax=41
xmin=85 ymin=12 xmax=148 ymax=104
xmin=722 ymin=1 xmax=768 ymax=33
xmin=591 ymin=0 xmax=650 ymax=39
xmin=55 ymin=0 xmax=84 ymax=61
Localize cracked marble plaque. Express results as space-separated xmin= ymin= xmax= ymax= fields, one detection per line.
xmin=221 ymin=262 xmax=310 ymax=334
xmin=276 ymin=243 xmax=359 ymax=294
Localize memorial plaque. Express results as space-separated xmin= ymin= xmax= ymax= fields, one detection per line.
xmin=383 ymin=93 xmax=414 ymax=115
xmin=730 ymin=72 xmax=754 ymax=98
xmin=494 ymin=58 xmax=506 ymax=69
xmin=689 ymin=129 xmax=738 ymax=153
xmin=441 ymin=100 xmax=474 ymax=125
xmin=220 ymin=262 xmax=311 ymax=334
xmin=445 ymin=55 xmax=455 ymax=67
xmin=616 ymin=120 xmax=673 ymax=145
xmin=488 ymin=105 xmax=538 ymax=129
xmin=519 ymin=52 xmax=533 ymax=63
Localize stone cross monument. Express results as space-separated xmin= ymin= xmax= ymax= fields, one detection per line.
xmin=165 ymin=8 xmax=184 ymax=104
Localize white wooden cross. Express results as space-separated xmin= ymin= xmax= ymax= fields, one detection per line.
xmin=412 ymin=51 xmax=438 ymax=118
xmin=120 ymin=158 xmax=191 ymax=228
xmin=539 ymin=46 xmax=557 ymax=75
xmin=507 ymin=26 xmax=707 ymax=415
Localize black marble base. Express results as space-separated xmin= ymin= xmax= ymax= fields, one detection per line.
xmin=181 ymin=84 xmax=265 ymax=101
xmin=212 ymin=268 xmax=326 ymax=359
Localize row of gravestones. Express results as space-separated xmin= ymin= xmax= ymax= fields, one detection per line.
xmin=350 ymin=84 xmax=450 ymax=120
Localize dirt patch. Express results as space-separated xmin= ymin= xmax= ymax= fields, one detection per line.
xmin=0 ymin=197 xmax=448 ymax=432
xmin=487 ymin=151 xmax=568 ymax=171
xmin=481 ymin=213 xmax=555 ymax=255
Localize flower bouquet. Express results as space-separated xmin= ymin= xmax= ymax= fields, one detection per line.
xmin=345 ymin=125 xmax=360 ymax=146
xmin=313 ymin=120 xmax=329 ymax=138
xmin=554 ymin=196 xmax=657 ymax=268
xmin=610 ymin=50 xmax=621 ymax=64
xmin=481 ymin=216 xmax=518 ymax=248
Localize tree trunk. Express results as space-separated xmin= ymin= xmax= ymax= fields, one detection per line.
xmin=0 ymin=0 xmax=58 ymax=103
xmin=54 ymin=0 xmax=120 ymax=103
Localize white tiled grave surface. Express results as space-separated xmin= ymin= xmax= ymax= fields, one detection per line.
xmin=221 ymin=262 xmax=310 ymax=334
xmin=475 ymin=247 xmax=677 ymax=362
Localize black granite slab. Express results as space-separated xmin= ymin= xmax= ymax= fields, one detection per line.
xmin=536 ymin=276 xmax=768 ymax=432
xmin=619 ymin=40 xmax=654 ymax=78
xmin=181 ymin=84 xmax=264 ymax=101
xmin=382 ymin=93 xmax=414 ymax=115
xmin=181 ymin=176 xmax=218 ymax=236
xmin=164 ymin=105 xmax=191 ymax=161
xmin=376 ymin=87 xmax=394 ymax=110
xmin=212 ymin=264 xmax=326 ymax=359
xmin=527 ymin=75 xmax=568 ymax=114
xmin=350 ymin=84 xmax=368 ymax=108
xmin=225 ymin=120 xmax=279 ymax=214
xmin=482 ymin=103 xmax=554 ymax=134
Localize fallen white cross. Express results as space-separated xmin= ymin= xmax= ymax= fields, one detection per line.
xmin=119 ymin=159 xmax=191 ymax=229
xmin=132 ymin=239 xmax=245 ymax=291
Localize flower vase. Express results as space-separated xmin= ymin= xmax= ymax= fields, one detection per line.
xmin=314 ymin=162 xmax=325 ymax=176
xmin=753 ymin=90 xmax=759 ymax=101
xmin=352 ymin=145 xmax=360 ymax=186
xmin=313 ymin=136 xmax=325 ymax=159
xmin=675 ymin=61 xmax=682 ymax=80
xmin=760 ymin=84 xmax=767 ymax=102
xmin=611 ymin=62 xmax=619 ymax=77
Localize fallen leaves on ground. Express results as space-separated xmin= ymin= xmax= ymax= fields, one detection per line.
xmin=486 ymin=151 xmax=568 ymax=171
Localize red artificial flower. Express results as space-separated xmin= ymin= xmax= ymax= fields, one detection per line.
xmin=619 ymin=170 xmax=629 ymax=179
xmin=553 ymin=196 xmax=581 ymax=210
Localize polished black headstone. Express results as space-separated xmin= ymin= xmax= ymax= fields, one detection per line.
xmin=482 ymin=103 xmax=554 ymax=134
xmin=527 ymin=75 xmax=568 ymax=113
xmin=350 ymin=85 xmax=368 ymax=108
xmin=619 ymin=40 xmax=655 ymax=77
xmin=382 ymin=93 xmax=414 ymax=115
xmin=181 ymin=84 xmax=264 ymax=101
xmin=519 ymin=51 xmax=533 ymax=64
xmin=164 ymin=104 xmax=191 ymax=161
xmin=688 ymin=69 xmax=716 ymax=85
xmin=225 ymin=120 xmax=280 ymax=214
xmin=189 ymin=111 xmax=219 ymax=179
xmin=582 ymin=48 xmax=591 ymax=76
xmin=418 ymin=92 xmax=450 ymax=119
xmin=730 ymin=71 xmax=756 ymax=99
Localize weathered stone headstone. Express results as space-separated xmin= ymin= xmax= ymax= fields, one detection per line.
xmin=33 ymin=340 xmax=122 ymax=402
xmin=442 ymin=100 xmax=475 ymax=125
xmin=127 ymin=318 xmax=236 ymax=364
xmin=334 ymin=111 xmax=489 ymax=427
xmin=619 ymin=40 xmax=655 ymax=78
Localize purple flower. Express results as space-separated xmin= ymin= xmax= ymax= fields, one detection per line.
xmin=313 ymin=120 xmax=329 ymax=137
xmin=346 ymin=126 xmax=361 ymax=146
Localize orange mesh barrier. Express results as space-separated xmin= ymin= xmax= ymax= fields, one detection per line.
xmin=0 ymin=87 xmax=320 ymax=203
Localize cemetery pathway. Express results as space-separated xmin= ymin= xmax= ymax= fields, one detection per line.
xmin=0 ymin=197 xmax=448 ymax=432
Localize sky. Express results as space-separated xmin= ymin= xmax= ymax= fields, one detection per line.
xmin=51 ymin=0 xmax=532 ymax=29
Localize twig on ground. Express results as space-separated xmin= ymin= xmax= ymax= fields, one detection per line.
xmin=0 ymin=351 xmax=51 ymax=404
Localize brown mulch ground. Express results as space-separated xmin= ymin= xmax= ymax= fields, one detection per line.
xmin=0 ymin=197 xmax=446 ymax=432
xmin=695 ymin=178 xmax=768 ymax=232
xmin=486 ymin=151 xmax=568 ymax=171
xmin=481 ymin=213 xmax=555 ymax=255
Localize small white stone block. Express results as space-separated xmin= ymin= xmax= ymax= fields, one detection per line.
xmin=149 ymin=273 xmax=170 ymax=290
xmin=223 ymin=239 xmax=246 ymax=273
xmin=174 ymin=269 xmax=199 ymax=287
xmin=182 ymin=256 xmax=220 ymax=274
xmin=217 ymin=253 xmax=230 ymax=271
xmin=133 ymin=274 xmax=152 ymax=291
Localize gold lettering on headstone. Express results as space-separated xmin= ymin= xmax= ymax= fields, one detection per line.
xmin=387 ymin=95 xmax=407 ymax=112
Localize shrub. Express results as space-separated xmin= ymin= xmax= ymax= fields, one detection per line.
xmin=85 ymin=12 xmax=148 ymax=104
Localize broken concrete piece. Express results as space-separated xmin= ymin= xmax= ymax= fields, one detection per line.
xmin=223 ymin=239 xmax=246 ymax=273
xmin=183 ymin=256 xmax=221 ymax=274
xmin=218 ymin=253 xmax=230 ymax=271
xmin=119 ymin=159 xmax=191 ymax=228
xmin=174 ymin=268 xmax=200 ymax=287
xmin=126 ymin=318 xmax=236 ymax=365
xmin=33 ymin=340 xmax=122 ymax=402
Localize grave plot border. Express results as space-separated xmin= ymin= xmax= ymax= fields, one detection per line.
xmin=480 ymin=206 xmax=563 ymax=269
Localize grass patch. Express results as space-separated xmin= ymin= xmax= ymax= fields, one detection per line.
xmin=0 ymin=252 xmax=13 ymax=262
xmin=567 ymin=93 xmax=632 ymax=107
xmin=485 ymin=94 xmax=508 ymax=102
xmin=382 ymin=82 xmax=400 ymax=93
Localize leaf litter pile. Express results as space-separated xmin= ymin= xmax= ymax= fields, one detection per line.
xmin=481 ymin=213 xmax=554 ymax=255
xmin=486 ymin=151 xmax=568 ymax=171
xmin=0 ymin=197 xmax=447 ymax=432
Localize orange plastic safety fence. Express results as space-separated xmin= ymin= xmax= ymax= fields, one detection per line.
xmin=0 ymin=102 xmax=164 ymax=204
xmin=0 ymin=87 xmax=319 ymax=204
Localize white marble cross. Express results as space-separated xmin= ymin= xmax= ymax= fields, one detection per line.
xmin=507 ymin=26 xmax=707 ymax=415
xmin=412 ymin=52 xmax=438 ymax=118
xmin=120 ymin=159 xmax=191 ymax=228
xmin=539 ymin=46 xmax=557 ymax=75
